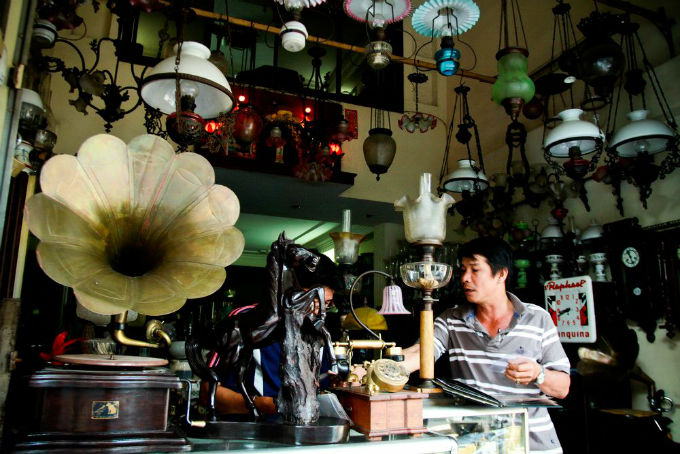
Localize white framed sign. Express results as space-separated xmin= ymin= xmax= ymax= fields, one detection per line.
xmin=544 ymin=275 xmax=597 ymax=343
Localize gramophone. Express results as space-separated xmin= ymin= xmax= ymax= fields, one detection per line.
xmin=16 ymin=134 xmax=245 ymax=452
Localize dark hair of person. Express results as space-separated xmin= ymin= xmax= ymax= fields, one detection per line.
xmin=458 ymin=236 xmax=513 ymax=282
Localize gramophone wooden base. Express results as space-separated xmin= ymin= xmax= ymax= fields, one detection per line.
xmin=14 ymin=430 xmax=190 ymax=453
xmin=333 ymin=387 xmax=427 ymax=440
xmin=14 ymin=367 xmax=189 ymax=452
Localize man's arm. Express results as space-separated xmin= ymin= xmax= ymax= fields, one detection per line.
xmin=402 ymin=343 xmax=421 ymax=373
xmin=199 ymin=381 xmax=276 ymax=415
xmin=505 ymin=360 xmax=570 ymax=399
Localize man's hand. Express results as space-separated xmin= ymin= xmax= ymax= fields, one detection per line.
xmin=504 ymin=357 xmax=540 ymax=385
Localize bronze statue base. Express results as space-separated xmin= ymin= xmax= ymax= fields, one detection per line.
xmin=189 ymin=415 xmax=350 ymax=445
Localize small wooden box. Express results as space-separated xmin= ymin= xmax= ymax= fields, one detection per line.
xmin=333 ymin=387 xmax=427 ymax=440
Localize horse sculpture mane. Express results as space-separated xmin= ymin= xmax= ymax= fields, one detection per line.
xmin=186 ymin=232 xmax=337 ymax=422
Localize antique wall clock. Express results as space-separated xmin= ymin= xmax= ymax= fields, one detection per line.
xmin=603 ymin=218 xmax=661 ymax=342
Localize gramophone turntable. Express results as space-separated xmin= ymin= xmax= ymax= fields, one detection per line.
xmin=15 ymin=134 xmax=246 ymax=452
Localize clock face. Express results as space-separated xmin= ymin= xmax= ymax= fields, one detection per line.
xmin=622 ymin=246 xmax=640 ymax=268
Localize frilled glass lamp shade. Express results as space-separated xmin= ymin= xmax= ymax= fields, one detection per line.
xmin=25 ymin=134 xmax=245 ymax=316
xmin=610 ymin=110 xmax=674 ymax=157
xmin=492 ymin=48 xmax=535 ymax=118
xmin=544 ymin=109 xmax=604 ymax=157
xmin=411 ymin=0 xmax=481 ymax=38
xmin=443 ymin=159 xmax=488 ymax=192
xmin=395 ymin=173 xmax=454 ymax=245
xmin=329 ymin=209 xmax=364 ymax=265
xmin=363 ymin=127 xmax=396 ymax=180
xmin=344 ymin=0 xmax=412 ymax=29
xmin=141 ymin=42 xmax=234 ymax=119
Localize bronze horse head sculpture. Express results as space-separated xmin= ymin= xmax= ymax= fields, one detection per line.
xmin=186 ymin=232 xmax=340 ymax=421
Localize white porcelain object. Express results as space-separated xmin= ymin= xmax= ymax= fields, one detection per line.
xmin=610 ymin=110 xmax=674 ymax=157
xmin=589 ymin=252 xmax=608 ymax=282
xmin=32 ymin=19 xmax=57 ymax=48
xmin=280 ymin=21 xmax=308 ymax=52
xmin=25 ymin=134 xmax=245 ymax=316
xmin=141 ymin=41 xmax=234 ymax=118
xmin=544 ymin=108 xmax=604 ymax=157
xmin=442 ymin=159 xmax=488 ymax=192
xmin=394 ymin=173 xmax=454 ymax=245
xmin=545 ymin=254 xmax=564 ymax=280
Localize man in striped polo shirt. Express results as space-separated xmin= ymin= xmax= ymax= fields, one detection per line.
xmin=403 ymin=237 xmax=570 ymax=454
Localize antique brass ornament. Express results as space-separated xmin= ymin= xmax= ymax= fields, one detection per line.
xmin=25 ymin=133 xmax=245 ymax=317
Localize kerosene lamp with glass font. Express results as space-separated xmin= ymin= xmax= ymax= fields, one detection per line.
xmin=395 ymin=173 xmax=454 ymax=390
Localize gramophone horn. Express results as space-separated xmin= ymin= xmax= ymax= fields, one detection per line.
xmin=26 ymin=134 xmax=245 ymax=318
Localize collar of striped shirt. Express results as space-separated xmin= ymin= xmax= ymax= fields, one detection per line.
xmin=449 ymin=292 xmax=527 ymax=329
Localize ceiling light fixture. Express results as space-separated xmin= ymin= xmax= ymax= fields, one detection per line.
xmin=411 ymin=0 xmax=479 ymax=77
xmin=491 ymin=0 xmax=534 ymax=119
xmin=603 ymin=18 xmax=679 ymax=211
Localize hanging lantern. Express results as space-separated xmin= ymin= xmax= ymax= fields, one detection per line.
xmin=576 ymin=11 xmax=625 ymax=98
xmin=232 ymin=105 xmax=263 ymax=146
xmin=363 ymin=128 xmax=396 ymax=181
xmin=434 ymin=36 xmax=460 ymax=76
xmin=366 ymin=40 xmax=393 ymax=70
xmin=610 ymin=110 xmax=674 ymax=158
xmin=491 ymin=0 xmax=534 ymax=118
xmin=492 ymin=48 xmax=535 ymax=118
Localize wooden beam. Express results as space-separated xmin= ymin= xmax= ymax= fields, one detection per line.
xmin=183 ymin=5 xmax=496 ymax=84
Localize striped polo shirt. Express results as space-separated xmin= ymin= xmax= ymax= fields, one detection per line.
xmin=433 ymin=292 xmax=570 ymax=454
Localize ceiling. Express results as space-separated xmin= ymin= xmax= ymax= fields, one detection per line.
xmin=215 ymin=165 xmax=399 ymax=255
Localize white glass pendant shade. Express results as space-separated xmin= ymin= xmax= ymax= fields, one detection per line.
xmin=394 ymin=173 xmax=454 ymax=245
xmin=442 ymin=159 xmax=488 ymax=192
xmin=611 ymin=110 xmax=674 ymax=157
xmin=580 ymin=220 xmax=603 ymax=242
xmin=344 ymin=0 xmax=412 ymax=28
xmin=544 ymin=109 xmax=603 ymax=158
xmin=280 ymin=21 xmax=309 ymax=52
xmin=21 ymin=89 xmax=45 ymax=111
xmin=541 ymin=217 xmax=563 ymax=241
xmin=329 ymin=232 xmax=365 ymax=265
xmin=411 ymin=0 xmax=480 ymax=38
xmin=141 ymin=41 xmax=234 ymax=118
xmin=378 ymin=284 xmax=410 ymax=315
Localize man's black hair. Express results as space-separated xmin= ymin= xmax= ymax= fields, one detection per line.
xmin=458 ymin=236 xmax=514 ymax=281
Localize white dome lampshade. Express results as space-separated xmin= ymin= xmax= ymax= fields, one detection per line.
xmin=280 ymin=21 xmax=309 ymax=52
xmin=442 ymin=159 xmax=488 ymax=192
xmin=541 ymin=217 xmax=563 ymax=242
xmin=610 ymin=110 xmax=674 ymax=157
xmin=544 ymin=108 xmax=604 ymax=158
xmin=141 ymin=41 xmax=234 ymax=119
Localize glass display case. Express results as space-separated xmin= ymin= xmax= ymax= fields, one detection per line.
xmin=423 ymin=399 xmax=529 ymax=454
